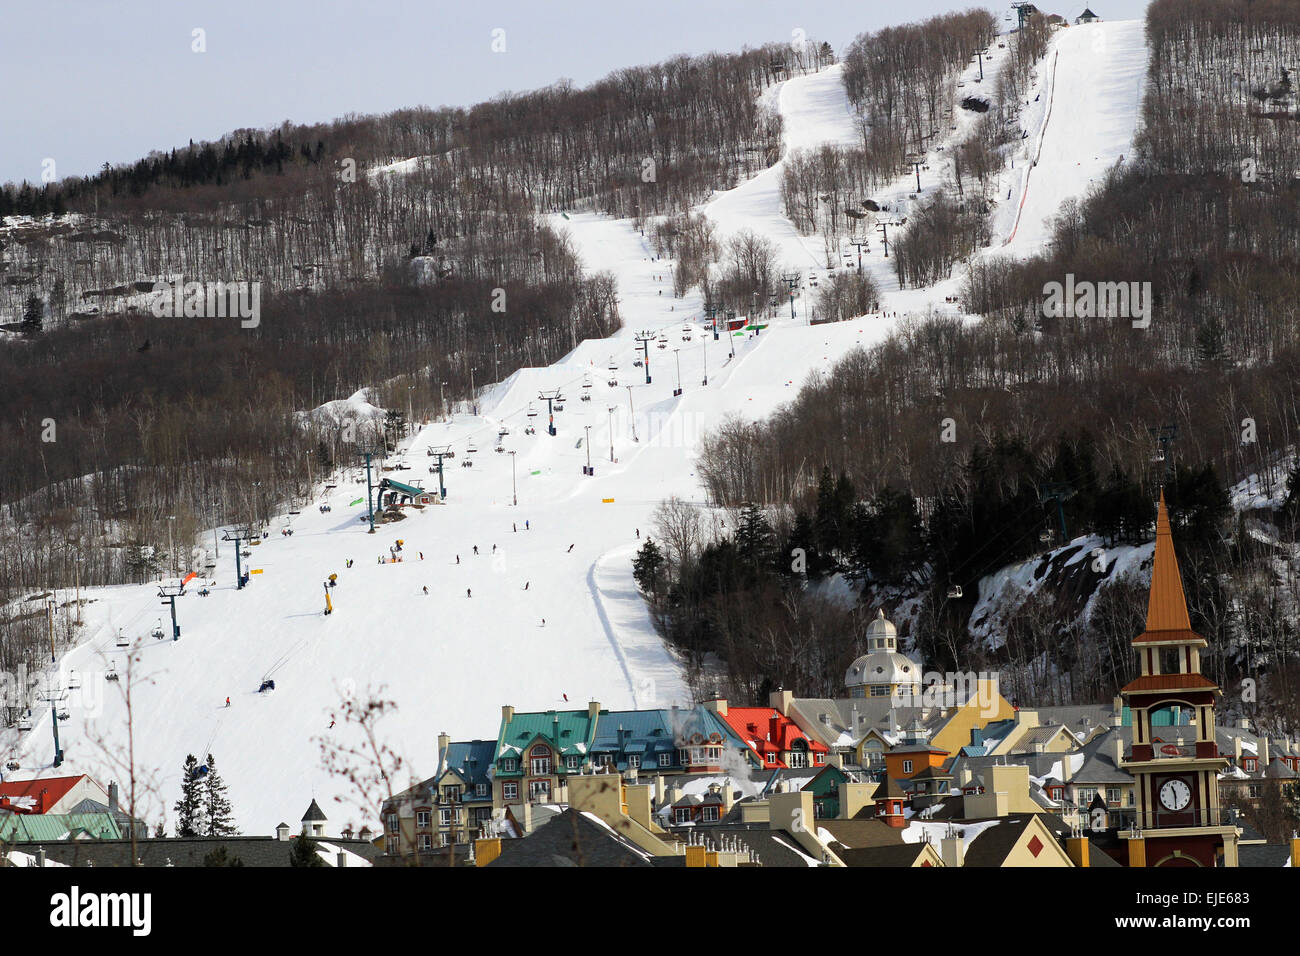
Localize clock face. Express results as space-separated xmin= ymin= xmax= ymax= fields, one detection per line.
xmin=1159 ymin=778 xmax=1191 ymax=811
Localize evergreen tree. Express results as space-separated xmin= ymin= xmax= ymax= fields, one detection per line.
xmin=632 ymin=538 xmax=665 ymax=598
xmin=174 ymin=754 xmax=202 ymax=837
xmin=201 ymin=753 xmax=238 ymax=836
xmin=289 ymin=833 xmax=326 ymax=867
xmin=21 ymin=293 xmax=43 ymax=336
xmin=734 ymin=503 xmax=775 ymax=581
xmin=203 ymin=846 xmax=245 ymax=867
xmin=784 ymin=510 xmax=822 ymax=581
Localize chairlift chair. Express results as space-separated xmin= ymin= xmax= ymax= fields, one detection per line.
xmin=151 ymin=620 xmax=165 ymax=641
xmin=68 ymin=671 xmax=82 ymax=690
xmin=17 ymin=715 xmax=33 ymax=732
xmin=947 ymin=584 xmax=963 ymax=599
xmin=467 ymin=441 xmax=477 ymax=454
xmin=106 ymin=662 xmax=119 ymax=681
xmin=115 ymin=629 xmax=129 ymax=648
xmin=528 ymin=402 xmax=539 ymax=417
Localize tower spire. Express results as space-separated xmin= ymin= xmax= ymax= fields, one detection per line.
xmin=1145 ymin=490 xmax=1192 ymax=633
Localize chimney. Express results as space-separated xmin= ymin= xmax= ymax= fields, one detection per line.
xmin=336 ymin=851 xmax=347 ymax=868
xmin=828 ymin=752 xmax=843 ymax=769
xmin=722 ymin=784 xmax=735 ymax=816
xmin=588 ymin=700 xmax=601 ymax=721
xmin=1112 ymin=734 xmax=1124 ymax=767
xmin=1066 ymin=832 xmax=1090 ymax=867
xmin=1061 ymin=752 xmax=1074 ymax=784
xmin=1261 ymin=736 xmax=1270 ymax=770
xmin=37 ymin=848 xmax=46 ymax=868
xmin=502 ymin=704 xmax=515 ymax=724
xmin=1238 ymin=717 xmax=1251 ymax=731
xmin=108 ymin=781 xmax=119 ymax=813
xmin=654 ymin=774 xmax=665 ymax=807
xmin=1234 ymin=737 xmax=1242 ymax=763
xmin=769 ymin=688 xmax=793 ymax=716
xmin=703 ymin=697 xmax=728 ymax=716
xmin=940 ymin=833 xmax=964 ymax=868
xmin=437 ymin=732 xmax=451 ymax=770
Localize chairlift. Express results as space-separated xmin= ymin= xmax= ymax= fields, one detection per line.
xmin=17 ymin=715 xmax=32 ymax=732
xmin=4 ymin=759 xmax=18 ymax=771
xmin=467 ymin=441 xmax=478 ymax=454
xmin=115 ymin=629 xmax=129 ymax=648
xmin=947 ymin=584 xmax=963 ymax=599
xmin=68 ymin=671 xmax=82 ymax=690
xmin=1039 ymin=530 xmax=1052 ymax=544
xmin=495 ymin=445 xmax=505 ymax=454
xmin=499 ymin=426 xmax=511 ymax=437
xmin=106 ymin=662 xmax=120 ymax=681
xmin=554 ymin=403 xmax=565 ymax=412
xmin=527 ymin=402 xmax=539 ymax=417
xmin=151 ymin=619 xmax=166 ymax=641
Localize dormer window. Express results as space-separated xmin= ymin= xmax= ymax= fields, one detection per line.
xmin=1243 ymin=757 xmax=1257 ymax=772
xmin=500 ymin=757 xmax=517 ymax=773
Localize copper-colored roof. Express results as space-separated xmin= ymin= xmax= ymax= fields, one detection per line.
xmin=1121 ymin=673 xmax=1219 ymax=694
xmin=1145 ymin=491 xmax=1191 ymax=631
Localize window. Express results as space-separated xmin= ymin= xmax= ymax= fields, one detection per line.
xmin=443 ymin=785 xmax=461 ymax=803
xmin=1106 ymin=788 xmax=1120 ymax=806
xmin=658 ymin=752 xmax=672 ymax=767
xmin=674 ymin=808 xmax=692 ymax=824
xmin=701 ymin=805 xmax=719 ymax=822
xmin=1243 ymin=758 xmax=1257 ymax=772
xmin=475 ymin=783 xmax=488 ymax=797
xmin=565 ymin=755 xmax=580 ymax=770
xmin=502 ymin=782 xmax=518 ymax=800
xmin=628 ymin=755 xmax=640 ymax=769
xmin=439 ymin=808 xmax=452 ymax=827
xmin=765 ymin=752 xmax=776 ymax=764
xmin=871 ymin=686 xmax=891 ymax=697
xmin=386 ymin=836 xmax=399 ymax=854
xmin=814 ymin=752 xmax=825 ymax=765
xmin=788 ymin=750 xmax=807 ymax=769
xmin=419 ymin=834 xmax=432 ymax=851
xmin=500 ymin=758 xmax=517 ymax=773
xmin=529 ymin=779 xmax=551 ymax=799
xmin=386 ymin=813 xmax=399 ymax=834
xmin=530 ymin=752 xmax=552 ymax=775
xmin=594 ymin=753 xmax=613 ymax=768
xmin=902 ymin=759 xmax=913 ymax=775
xmin=415 ymin=810 xmax=430 ymax=828
xmin=1248 ymin=784 xmax=1261 ymax=798
xmin=1078 ymin=787 xmax=1098 ymax=803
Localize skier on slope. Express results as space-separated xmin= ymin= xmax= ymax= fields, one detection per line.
xmin=524 ymin=582 xmax=529 ymax=590
xmin=467 ymin=588 xmax=472 ymax=598
xmin=456 ymin=555 xmax=460 ymax=564
xmin=567 ymin=544 xmax=574 ymax=552
xmin=473 ymin=545 xmax=479 ymax=555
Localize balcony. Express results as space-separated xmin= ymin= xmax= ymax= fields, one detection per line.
xmin=1130 ymin=739 xmax=1218 ymax=762
xmin=1129 ymin=807 xmax=1241 ymax=830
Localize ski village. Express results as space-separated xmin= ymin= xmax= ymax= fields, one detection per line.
xmin=2 ymin=0 xmax=1300 ymax=904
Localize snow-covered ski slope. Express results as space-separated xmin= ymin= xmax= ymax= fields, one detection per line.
xmin=1000 ymin=20 xmax=1147 ymax=255
xmin=2 ymin=22 xmax=1150 ymax=834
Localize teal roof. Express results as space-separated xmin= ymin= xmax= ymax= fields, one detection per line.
xmin=0 ymin=810 xmax=123 ymax=842
xmin=496 ymin=709 xmax=599 ymax=770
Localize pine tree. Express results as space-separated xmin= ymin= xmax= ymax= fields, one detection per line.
xmin=203 ymin=846 xmax=245 ymax=867
xmin=21 ymin=293 xmax=43 ymax=336
xmin=201 ymin=753 xmax=238 ymax=836
xmin=632 ymin=538 xmax=665 ymax=598
xmin=290 ymin=833 xmax=326 ymax=867
xmin=174 ymin=754 xmax=202 ymax=837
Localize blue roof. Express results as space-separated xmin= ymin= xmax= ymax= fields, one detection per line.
xmin=438 ymin=739 xmax=496 ymax=789
xmin=584 ymin=707 xmax=754 ymax=772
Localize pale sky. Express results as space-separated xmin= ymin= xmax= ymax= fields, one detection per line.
xmin=0 ymin=0 xmax=1152 ymax=186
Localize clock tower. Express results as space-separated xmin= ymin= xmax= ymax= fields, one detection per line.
xmin=1118 ymin=492 xmax=1239 ymax=867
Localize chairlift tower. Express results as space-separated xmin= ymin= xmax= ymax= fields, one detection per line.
xmin=538 ymin=390 xmax=566 ymax=437
xmin=1148 ymin=424 xmax=1178 ymax=483
xmin=780 ymin=273 xmax=802 ymax=321
xmin=41 ymin=683 xmax=68 ymax=768
xmin=634 ymin=331 xmax=654 ymax=384
xmin=1040 ymin=483 xmax=1075 ymax=542
xmin=355 ymin=446 xmax=386 ymax=532
xmin=848 ymin=236 xmax=870 ymax=274
xmin=427 ymin=444 xmax=452 ymax=499
xmin=221 ymin=526 xmax=259 ymax=589
xmin=876 ymin=221 xmax=899 ymax=258
xmin=158 ymin=581 xmax=186 ymax=641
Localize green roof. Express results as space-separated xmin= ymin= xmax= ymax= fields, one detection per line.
xmin=496 ymin=709 xmax=599 ymax=767
xmin=0 ymin=810 xmax=123 ymax=842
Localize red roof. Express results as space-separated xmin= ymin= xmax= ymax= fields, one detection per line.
xmin=1120 ymin=673 xmax=1219 ymax=694
xmin=720 ymin=707 xmax=828 ymax=769
xmin=0 ymin=774 xmax=87 ymax=814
